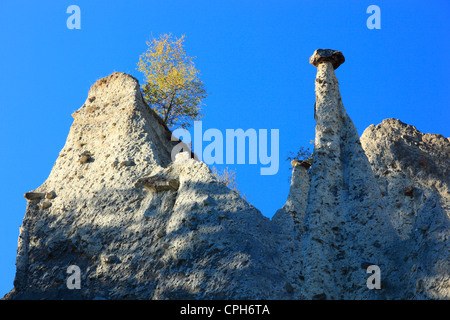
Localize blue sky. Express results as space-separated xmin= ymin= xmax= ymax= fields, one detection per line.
xmin=0 ymin=0 xmax=449 ymax=298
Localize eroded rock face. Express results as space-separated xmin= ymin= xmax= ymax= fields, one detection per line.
xmin=4 ymin=55 xmax=449 ymax=300
xmin=361 ymin=118 xmax=450 ymax=238
xmin=5 ymin=72 xmax=290 ymax=300
xmin=273 ymin=51 xmax=449 ymax=300
xmin=361 ymin=119 xmax=450 ymax=299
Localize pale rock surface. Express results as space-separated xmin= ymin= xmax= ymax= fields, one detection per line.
xmin=4 ymin=72 xmax=290 ymax=300
xmin=272 ymin=162 xmax=310 ymax=297
xmin=272 ymin=161 xmax=310 ymax=233
xmin=298 ymin=53 xmax=397 ymax=300
xmin=4 ymin=52 xmax=449 ymax=300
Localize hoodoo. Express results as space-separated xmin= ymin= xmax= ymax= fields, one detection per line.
xmin=299 ymin=49 xmax=397 ymax=299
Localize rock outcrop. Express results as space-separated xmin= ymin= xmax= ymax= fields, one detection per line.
xmin=297 ymin=49 xmax=398 ymax=300
xmin=4 ymin=51 xmax=449 ymax=300
xmin=361 ymin=119 xmax=450 ymax=299
xmin=4 ymin=72 xmax=290 ymax=300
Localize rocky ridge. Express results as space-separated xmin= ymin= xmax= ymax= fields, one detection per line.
xmin=3 ymin=50 xmax=449 ymax=300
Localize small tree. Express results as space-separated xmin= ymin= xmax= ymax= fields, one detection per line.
xmin=137 ymin=33 xmax=207 ymax=129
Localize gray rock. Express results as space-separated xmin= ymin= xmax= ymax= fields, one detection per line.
xmin=39 ymin=201 xmax=52 ymax=209
xmin=4 ymin=62 xmax=449 ymax=301
xmin=138 ymin=176 xmax=180 ymax=192
xmin=24 ymin=192 xmax=45 ymax=201
xmin=45 ymin=191 xmax=56 ymax=200
xmin=361 ymin=118 xmax=450 ymax=299
xmin=119 ymin=160 xmax=135 ymax=168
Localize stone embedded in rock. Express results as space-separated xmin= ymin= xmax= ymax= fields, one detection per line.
xmin=138 ymin=176 xmax=180 ymax=192
xmin=119 ymin=160 xmax=135 ymax=168
xmin=291 ymin=159 xmax=312 ymax=170
xmin=79 ymin=155 xmax=89 ymax=164
xmin=85 ymin=105 xmax=99 ymax=114
xmin=309 ymin=49 xmax=345 ymax=69
xmin=312 ymin=293 xmax=327 ymax=300
xmin=78 ymin=151 xmax=93 ymax=164
xmin=45 ymin=191 xmax=56 ymax=199
xmin=101 ymin=254 xmax=120 ymax=264
xmin=39 ymin=201 xmax=52 ymax=209
xmin=24 ymin=192 xmax=45 ymax=201
xmin=404 ymin=186 xmax=414 ymax=197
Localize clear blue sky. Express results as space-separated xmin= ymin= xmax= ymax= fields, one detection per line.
xmin=1 ymin=0 xmax=449 ymax=298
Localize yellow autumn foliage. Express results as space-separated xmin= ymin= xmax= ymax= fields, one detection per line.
xmin=137 ymin=34 xmax=207 ymax=129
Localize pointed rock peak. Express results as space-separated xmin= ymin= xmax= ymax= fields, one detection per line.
xmin=73 ymin=72 xmax=140 ymax=118
xmin=309 ymin=49 xmax=345 ymax=69
xmin=36 ymin=71 xmax=184 ymax=199
xmin=7 ymin=73 xmax=289 ymax=300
